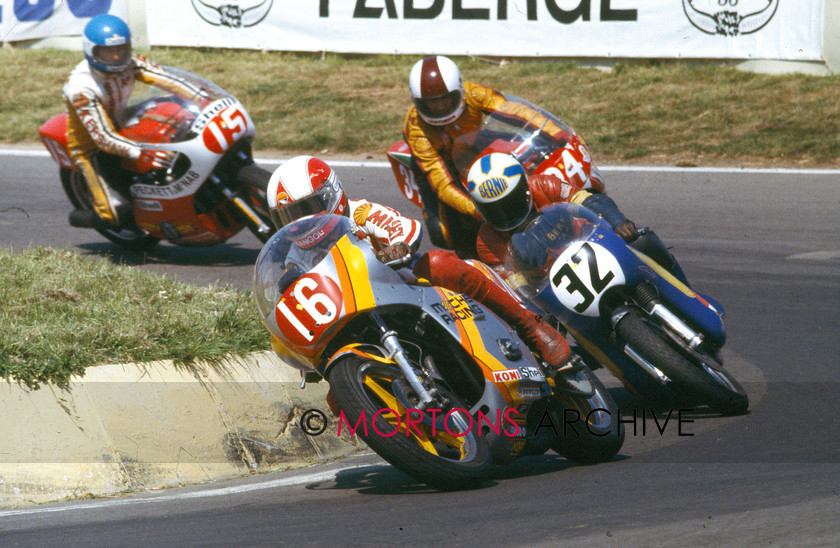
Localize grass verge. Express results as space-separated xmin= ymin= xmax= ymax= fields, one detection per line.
xmin=1 ymin=246 xmax=269 ymax=388
xmin=3 ymin=48 xmax=839 ymax=166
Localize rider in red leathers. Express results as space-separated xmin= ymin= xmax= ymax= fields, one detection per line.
xmin=266 ymin=156 xmax=570 ymax=369
xmin=63 ymin=14 xmax=210 ymax=228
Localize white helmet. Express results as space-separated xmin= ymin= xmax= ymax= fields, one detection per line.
xmin=466 ymin=153 xmax=532 ymax=232
xmin=409 ymin=56 xmax=466 ymax=126
xmin=266 ymin=156 xmax=348 ymax=230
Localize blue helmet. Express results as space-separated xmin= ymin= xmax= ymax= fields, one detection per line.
xmin=83 ymin=14 xmax=132 ymax=74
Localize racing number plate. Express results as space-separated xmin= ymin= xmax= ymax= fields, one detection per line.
xmin=548 ymin=241 xmax=624 ymax=317
xmin=275 ymin=273 xmax=343 ymax=346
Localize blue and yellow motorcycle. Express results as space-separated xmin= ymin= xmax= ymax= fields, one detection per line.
xmin=504 ymin=203 xmax=749 ymax=416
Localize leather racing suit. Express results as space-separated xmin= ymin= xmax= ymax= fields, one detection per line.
xmin=476 ymin=173 xmax=586 ymax=277
xmin=476 ymin=173 xmax=691 ymax=286
xmin=402 ymin=81 xmax=594 ymax=256
xmin=318 ymin=197 xmax=571 ymax=368
xmin=63 ymin=54 xmax=208 ymax=225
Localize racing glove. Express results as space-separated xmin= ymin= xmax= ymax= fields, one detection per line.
xmin=612 ymin=219 xmax=640 ymax=242
xmin=375 ymin=242 xmax=412 ymax=263
xmin=581 ymin=193 xmax=639 ymax=242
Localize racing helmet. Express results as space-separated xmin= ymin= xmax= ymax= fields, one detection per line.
xmin=409 ymin=56 xmax=466 ymax=126
xmin=266 ymin=156 xmax=349 ymax=230
xmin=83 ymin=14 xmax=133 ymax=74
xmin=466 ymin=153 xmax=532 ymax=232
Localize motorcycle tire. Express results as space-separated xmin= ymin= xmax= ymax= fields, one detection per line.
xmin=614 ymin=309 xmax=749 ymax=416
xmin=329 ymin=354 xmax=493 ymax=491
xmin=550 ymin=366 xmax=625 ymax=464
xmin=234 ymin=165 xmax=274 ymax=243
xmin=60 ymin=168 xmax=159 ymax=252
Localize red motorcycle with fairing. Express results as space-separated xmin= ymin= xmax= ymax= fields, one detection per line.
xmin=39 ymin=67 xmax=274 ymax=252
xmin=387 ymin=95 xmax=602 ymax=256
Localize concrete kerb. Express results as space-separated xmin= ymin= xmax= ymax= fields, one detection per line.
xmin=0 ymin=351 xmax=363 ymax=509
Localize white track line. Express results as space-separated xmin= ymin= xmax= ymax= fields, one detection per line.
xmin=0 ymin=468 xmax=343 ymax=518
xmin=3 ymin=148 xmax=839 ymax=174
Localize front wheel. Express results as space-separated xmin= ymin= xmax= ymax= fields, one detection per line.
xmin=234 ymin=164 xmax=274 ymax=243
xmin=615 ymin=310 xmax=749 ymax=416
xmin=60 ymin=168 xmax=159 ymax=252
xmin=328 ymin=355 xmax=492 ymax=491
xmin=550 ymin=365 xmax=625 ymax=464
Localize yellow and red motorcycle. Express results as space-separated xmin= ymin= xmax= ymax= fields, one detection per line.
xmin=253 ymin=214 xmax=624 ymax=490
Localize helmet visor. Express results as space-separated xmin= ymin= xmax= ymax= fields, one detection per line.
xmin=92 ymin=43 xmax=131 ymax=71
xmin=272 ymin=194 xmax=328 ymax=229
xmin=475 ymin=178 xmax=532 ymax=232
xmin=271 ymin=179 xmax=341 ymax=229
xmin=414 ymin=90 xmax=461 ymax=121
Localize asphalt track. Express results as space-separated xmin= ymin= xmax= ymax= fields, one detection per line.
xmin=1 ymin=151 xmax=838 ymax=545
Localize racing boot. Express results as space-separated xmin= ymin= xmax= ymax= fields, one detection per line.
xmin=414 ymin=250 xmax=571 ymax=367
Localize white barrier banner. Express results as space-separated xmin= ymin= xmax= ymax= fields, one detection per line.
xmin=147 ymin=1 xmax=823 ymax=61
xmin=0 ymin=0 xmax=127 ymax=42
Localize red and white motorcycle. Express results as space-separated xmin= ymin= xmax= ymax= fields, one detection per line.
xmin=39 ymin=67 xmax=274 ymax=251
xmin=387 ymin=96 xmax=601 ymax=257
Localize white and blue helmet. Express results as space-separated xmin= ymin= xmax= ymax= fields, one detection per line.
xmin=83 ymin=14 xmax=132 ymax=74
xmin=466 ymin=153 xmax=532 ymax=232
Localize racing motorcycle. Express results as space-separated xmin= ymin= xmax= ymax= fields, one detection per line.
xmin=503 ymin=203 xmax=748 ymax=416
xmin=253 ymin=214 xmax=624 ymax=490
xmin=38 ymin=67 xmax=274 ymax=252
xmin=387 ymin=96 xmax=601 ymax=256
xmin=390 ymin=96 xmax=747 ymax=415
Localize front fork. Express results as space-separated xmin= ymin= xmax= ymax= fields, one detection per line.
xmin=210 ymin=148 xmax=273 ymax=238
xmin=369 ymin=313 xmax=472 ymax=433
xmin=209 ymin=173 xmax=273 ymax=238
xmin=370 ymin=312 xmax=437 ymax=408
xmin=610 ymin=298 xmax=706 ymax=382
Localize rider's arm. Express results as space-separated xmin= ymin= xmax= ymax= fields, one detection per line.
xmin=571 ymin=190 xmax=626 ymax=226
xmin=349 ymin=199 xmax=423 ymax=252
xmin=530 ymin=173 xmax=584 ymax=208
xmin=133 ymin=55 xmax=210 ymax=103
xmin=403 ymin=112 xmax=480 ymax=219
xmin=63 ymin=86 xmax=146 ymax=160
xmin=571 ymin=190 xmax=638 ymax=241
xmin=476 ymin=224 xmax=513 ymax=278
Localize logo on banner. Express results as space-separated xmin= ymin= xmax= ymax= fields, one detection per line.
xmin=683 ymin=0 xmax=779 ymax=36
xmin=191 ymin=0 xmax=273 ymax=28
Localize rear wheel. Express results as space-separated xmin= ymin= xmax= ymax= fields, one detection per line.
xmin=60 ymin=168 xmax=159 ymax=252
xmin=550 ymin=365 xmax=625 ymax=464
xmin=615 ymin=310 xmax=748 ymax=416
xmin=328 ymin=355 xmax=492 ymax=490
xmin=234 ymin=165 xmax=274 ymax=243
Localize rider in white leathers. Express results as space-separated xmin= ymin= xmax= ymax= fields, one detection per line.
xmin=63 ymin=14 xmax=208 ymax=228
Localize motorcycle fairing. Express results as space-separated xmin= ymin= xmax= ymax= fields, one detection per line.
xmin=132 ymin=192 xmax=242 ymax=245
xmin=386 ymin=141 xmax=423 ymax=208
xmin=623 ymin=245 xmax=726 ymax=347
xmin=257 ymin=218 xmax=550 ymax=420
xmin=536 ymin=219 xmax=725 ymax=347
xmin=39 ymin=114 xmax=74 ymax=169
xmin=42 ymin=66 xmax=265 ymax=246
